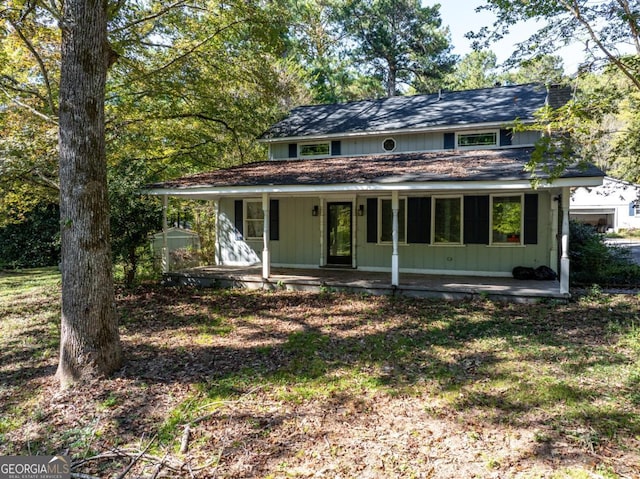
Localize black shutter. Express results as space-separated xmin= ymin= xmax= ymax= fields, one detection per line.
xmin=524 ymin=194 xmax=538 ymax=244
xmin=367 ymin=198 xmax=378 ymax=243
xmin=288 ymin=143 xmax=297 ymax=158
xmin=444 ymin=132 xmax=455 ymax=149
xmin=331 ymin=140 xmax=341 ymax=156
xmin=407 ymin=197 xmax=431 ymax=243
xmin=269 ymin=199 xmax=279 ymax=241
xmin=500 ymin=128 xmax=512 ymax=146
xmin=464 ymin=195 xmax=489 ymax=244
xmin=234 ymin=200 xmax=243 ymax=240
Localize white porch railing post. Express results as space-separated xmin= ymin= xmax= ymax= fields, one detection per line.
xmin=391 ymin=191 xmax=399 ymax=287
xmin=262 ymin=193 xmax=270 ymax=280
xmin=560 ymin=187 xmax=570 ymax=295
xmin=162 ymin=194 xmax=169 ymax=273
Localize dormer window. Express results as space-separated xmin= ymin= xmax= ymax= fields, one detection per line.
xmin=299 ymin=142 xmax=330 ymax=157
xmin=457 ymin=130 xmax=498 ymax=149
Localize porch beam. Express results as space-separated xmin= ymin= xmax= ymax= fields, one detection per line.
xmin=560 ymin=187 xmax=570 ymax=295
xmin=262 ymin=192 xmax=270 ymax=280
xmin=162 ymin=195 xmax=169 ymax=273
xmin=391 ymin=191 xmax=399 ymax=287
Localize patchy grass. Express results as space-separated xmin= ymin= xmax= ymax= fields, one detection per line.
xmin=1 ymin=269 xmax=639 ymax=478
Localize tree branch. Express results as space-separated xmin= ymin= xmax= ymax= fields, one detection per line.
xmin=0 ymin=87 xmax=58 ymax=124
xmin=617 ymin=0 xmax=640 ymax=53
xmin=7 ymin=19 xmax=57 ymax=114
xmin=109 ymin=0 xmax=189 ymax=35
xmin=561 ymin=0 xmax=640 ymax=90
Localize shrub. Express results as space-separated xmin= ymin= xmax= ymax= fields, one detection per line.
xmin=570 ymin=220 xmax=640 ymax=286
xmin=0 ymin=202 xmax=60 ymax=269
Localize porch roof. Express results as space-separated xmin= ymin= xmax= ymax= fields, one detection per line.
xmin=145 ymin=148 xmax=604 ymax=197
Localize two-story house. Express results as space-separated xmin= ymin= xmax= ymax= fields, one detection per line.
xmin=146 ymin=83 xmax=604 ymax=297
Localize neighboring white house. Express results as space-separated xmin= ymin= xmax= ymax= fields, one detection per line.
xmin=571 ymin=176 xmax=640 ymax=232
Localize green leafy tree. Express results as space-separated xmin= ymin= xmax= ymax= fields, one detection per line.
xmin=335 ymin=0 xmax=456 ymax=96
xmin=445 ymin=50 xmax=498 ymax=91
xmin=285 ymin=0 xmax=383 ymax=102
xmin=500 ymin=55 xmax=566 ymax=85
xmin=109 ymin=162 xmax=162 ymax=287
xmin=469 ymin=0 xmax=640 ymax=90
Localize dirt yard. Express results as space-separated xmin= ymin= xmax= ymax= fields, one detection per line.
xmin=1 ymin=271 xmax=639 ymax=478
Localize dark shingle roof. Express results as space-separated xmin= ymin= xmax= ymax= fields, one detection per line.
xmin=260 ymin=84 xmax=554 ymax=140
xmin=148 ymin=148 xmax=603 ymax=190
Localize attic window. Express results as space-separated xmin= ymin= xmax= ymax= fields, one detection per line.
xmin=457 ymin=131 xmax=498 ymax=148
xmin=382 ymin=138 xmax=396 ymax=152
xmin=299 ymin=143 xmax=330 ymax=157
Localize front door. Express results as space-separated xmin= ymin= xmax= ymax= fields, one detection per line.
xmin=327 ymin=202 xmax=353 ymax=266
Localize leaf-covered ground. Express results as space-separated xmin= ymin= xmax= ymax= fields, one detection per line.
xmin=1 ymin=269 xmax=639 ymax=478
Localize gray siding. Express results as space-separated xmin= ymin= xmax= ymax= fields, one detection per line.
xmin=512 ymin=130 xmax=540 ymax=146
xmin=356 ymin=192 xmax=551 ymax=275
xmin=218 ymin=197 xmax=321 ymax=266
xmin=218 ymin=192 xmax=553 ymax=276
xmin=270 ymin=197 xmax=320 ymax=265
xmin=269 ymin=130 xmax=540 ymax=160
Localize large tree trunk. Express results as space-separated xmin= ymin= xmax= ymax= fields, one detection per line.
xmin=56 ymin=0 xmax=122 ymax=387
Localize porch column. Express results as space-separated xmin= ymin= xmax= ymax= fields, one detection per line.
xmin=262 ymin=192 xmax=270 ymax=279
xmin=161 ymin=194 xmax=169 ymax=273
xmin=391 ymin=191 xmax=400 ymax=287
xmin=213 ymin=199 xmax=220 ymax=265
xmin=560 ymin=187 xmax=570 ymax=295
xmin=549 ymin=191 xmax=559 ymax=273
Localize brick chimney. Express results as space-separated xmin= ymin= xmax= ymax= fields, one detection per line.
xmin=546 ymin=84 xmax=573 ymax=109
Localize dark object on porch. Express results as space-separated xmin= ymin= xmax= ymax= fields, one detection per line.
xmin=513 ymin=265 xmax=558 ymax=281
xmin=513 ymin=266 xmax=535 ymax=280
xmin=534 ymin=265 xmax=558 ymax=281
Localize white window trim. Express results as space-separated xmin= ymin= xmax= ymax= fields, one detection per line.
xmin=298 ymin=142 xmax=330 ymax=158
xmin=378 ymin=197 xmax=407 ymax=245
xmin=490 ymin=193 xmax=524 ymax=246
xmin=634 ymin=203 xmax=640 ymax=217
xmin=431 ymin=195 xmax=464 ymax=245
xmin=244 ymin=199 xmax=264 ymax=240
xmin=456 ymin=129 xmax=499 ymax=149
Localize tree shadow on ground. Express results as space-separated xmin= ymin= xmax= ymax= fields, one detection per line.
xmin=4 ymin=286 xmax=639 ymax=477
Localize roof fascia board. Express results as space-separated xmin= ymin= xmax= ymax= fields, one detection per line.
xmin=144 ymin=176 xmax=603 ymax=197
xmin=258 ymin=120 xmax=535 ymax=144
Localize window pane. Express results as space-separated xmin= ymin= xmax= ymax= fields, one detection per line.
xmin=247 ymin=220 xmax=262 ymax=239
xmin=458 ymin=132 xmax=497 ymax=147
xmin=380 ymin=199 xmax=406 ymax=243
xmin=492 ymin=196 xmax=522 ymax=243
xmin=246 ymin=202 xmax=263 ymax=220
xmin=434 ymin=197 xmax=461 ymax=243
xmin=300 ymin=143 xmax=330 ymax=156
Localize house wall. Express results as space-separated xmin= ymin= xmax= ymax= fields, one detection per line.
xmin=217 ymin=197 xmax=320 ymax=266
xmin=355 ymin=192 xmax=551 ymax=275
xmin=269 ymin=131 xmax=541 ymax=160
xmin=218 ymin=192 xmax=553 ymax=276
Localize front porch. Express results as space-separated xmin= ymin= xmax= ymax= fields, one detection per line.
xmin=162 ymin=266 xmax=567 ymax=303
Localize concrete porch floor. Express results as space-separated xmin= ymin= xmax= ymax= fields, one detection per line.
xmin=163 ymin=265 xmax=567 ymax=303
